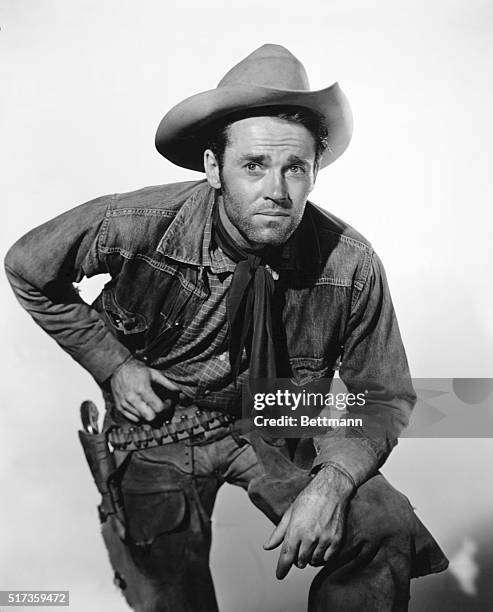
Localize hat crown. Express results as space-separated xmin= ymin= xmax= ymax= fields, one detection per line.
xmin=217 ymin=44 xmax=310 ymax=91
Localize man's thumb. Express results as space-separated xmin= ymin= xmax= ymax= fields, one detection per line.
xmin=263 ymin=506 xmax=291 ymax=550
xmin=149 ymin=368 xmax=180 ymax=391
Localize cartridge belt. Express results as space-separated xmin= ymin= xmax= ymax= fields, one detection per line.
xmin=107 ymin=409 xmax=236 ymax=451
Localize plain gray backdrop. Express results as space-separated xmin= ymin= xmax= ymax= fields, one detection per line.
xmin=2 ymin=1 xmax=493 ymax=610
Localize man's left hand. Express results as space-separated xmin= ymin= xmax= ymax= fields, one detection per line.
xmin=263 ymin=466 xmax=355 ymax=579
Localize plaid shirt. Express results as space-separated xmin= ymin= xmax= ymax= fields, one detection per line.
xmin=152 ymin=199 xmax=249 ymax=411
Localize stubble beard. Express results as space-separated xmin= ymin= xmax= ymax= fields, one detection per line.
xmin=221 ymin=185 xmax=303 ymax=249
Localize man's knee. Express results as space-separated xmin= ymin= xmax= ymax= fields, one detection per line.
xmin=307 ymin=475 xmax=414 ymax=611
xmin=346 ymin=473 xmax=416 ymax=544
xmin=316 ymin=475 xmax=414 ymax=578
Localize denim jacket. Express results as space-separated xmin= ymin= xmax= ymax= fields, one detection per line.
xmin=5 ymin=179 xmax=415 ymax=487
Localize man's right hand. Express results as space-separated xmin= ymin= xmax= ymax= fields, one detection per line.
xmin=110 ymin=357 xmax=181 ymax=422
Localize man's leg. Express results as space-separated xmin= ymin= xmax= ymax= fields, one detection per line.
xmin=104 ymin=442 xmax=221 ymax=612
xmin=307 ymin=474 xmax=448 ymax=612
xmin=220 ymin=433 xmax=447 ymax=612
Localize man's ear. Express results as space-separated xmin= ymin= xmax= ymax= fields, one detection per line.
xmin=204 ymin=149 xmax=221 ymax=189
xmin=310 ymin=161 xmax=319 ymax=193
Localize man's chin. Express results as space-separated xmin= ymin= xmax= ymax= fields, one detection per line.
xmin=243 ymin=223 xmax=294 ymax=247
xmin=246 ymin=232 xmax=289 ymax=249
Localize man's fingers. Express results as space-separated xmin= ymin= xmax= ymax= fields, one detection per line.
xmin=122 ymin=392 xmax=156 ymax=421
xmin=111 ymin=361 xmax=180 ymax=421
xmin=276 ymin=537 xmax=300 ymax=580
xmin=309 ymin=539 xmax=332 ymax=566
xmin=296 ymin=538 xmax=318 ymax=569
xmin=323 ymin=541 xmax=339 ymax=563
xmin=263 ymin=506 xmax=292 ymax=550
xmin=149 ymin=368 xmax=180 ymax=391
xmin=120 ymin=408 xmax=139 ymax=422
xmin=116 ymin=399 xmax=141 ymax=422
xmin=134 ymin=397 xmax=157 ymax=421
xmin=116 ymin=392 xmax=161 ymax=422
xmin=138 ymin=388 xmax=166 ymax=415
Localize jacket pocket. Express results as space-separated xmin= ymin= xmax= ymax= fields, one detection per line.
xmin=141 ymin=285 xmax=205 ymax=361
xmin=141 ymin=320 xmax=183 ymax=362
xmin=102 ymin=289 xmax=148 ymax=336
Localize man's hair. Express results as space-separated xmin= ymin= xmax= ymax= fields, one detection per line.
xmin=206 ymin=105 xmax=329 ymax=172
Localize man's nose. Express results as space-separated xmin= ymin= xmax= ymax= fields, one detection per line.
xmin=264 ymin=170 xmax=289 ymax=205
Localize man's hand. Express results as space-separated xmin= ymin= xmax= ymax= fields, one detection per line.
xmin=263 ymin=465 xmax=355 ymax=579
xmin=110 ymin=357 xmax=180 ymax=422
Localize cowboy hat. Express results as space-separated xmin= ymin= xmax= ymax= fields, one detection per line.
xmin=155 ymin=44 xmax=353 ymax=172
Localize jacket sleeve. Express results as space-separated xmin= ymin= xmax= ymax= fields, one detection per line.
xmin=312 ymin=251 xmax=416 ymax=487
xmin=4 ymin=195 xmax=132 ymax=383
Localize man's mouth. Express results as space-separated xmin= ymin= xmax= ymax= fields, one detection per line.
xmin=255 ymin=211 xmax=290 ymax=217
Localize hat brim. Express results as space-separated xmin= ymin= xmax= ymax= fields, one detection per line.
xmin=155 ymin=82 xmax=353 ymax=172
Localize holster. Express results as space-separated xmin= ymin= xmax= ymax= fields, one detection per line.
xmin=78 ymin=401 xmax=126 ymax=538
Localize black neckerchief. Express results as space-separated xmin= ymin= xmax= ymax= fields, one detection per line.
xmin=212 ymin=202 xmax=280 ymax=383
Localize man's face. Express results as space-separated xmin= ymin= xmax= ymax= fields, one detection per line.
xmin=209 ymin=116 xmax=318 ymax=249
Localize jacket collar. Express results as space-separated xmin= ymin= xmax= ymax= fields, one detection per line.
xmin=157 ymin=181 xmax=213 ymax=266
xmin=157 ymin=181 xmax=322 ymax=271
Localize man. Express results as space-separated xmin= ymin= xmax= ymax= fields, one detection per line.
xmin=5 ymin=44 xmax=448 ymax=611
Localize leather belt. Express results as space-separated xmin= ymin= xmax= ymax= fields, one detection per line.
xmin=107 ymin=409 xmax=236 ymax=451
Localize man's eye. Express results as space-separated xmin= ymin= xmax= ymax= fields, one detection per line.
xmin=246 ymin=163 xmax=260 ymax=172
xmin=288 ymin=165 xmax=305 ymax=174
